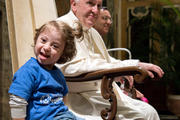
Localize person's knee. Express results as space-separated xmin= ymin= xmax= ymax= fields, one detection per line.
xmin=144 ymin=104 xmax=159 ymax=120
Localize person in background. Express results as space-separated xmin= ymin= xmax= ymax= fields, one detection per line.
xmin=8 ymin=20 xmax=84 ymax=120
xmin=93 ymin=7 xmax=149 ymax=103
xmin=56 ymin=0 xmax=164 ymax=119
xmin=93 ymin=6 xmax=112 ymax=38
xmin=93 ymin=6 xmax=112 ymax=48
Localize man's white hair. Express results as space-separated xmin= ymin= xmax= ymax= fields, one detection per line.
xmin=74 ymin=0 xmax=80 ymax=3
xmin=75 ymin=0 xmax=103 ymax=3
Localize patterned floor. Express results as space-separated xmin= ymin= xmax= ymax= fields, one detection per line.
xmin=159 ymin=112 xmax=179 ymax=120
xmin=160 ymin=115 xmax=179 ymax=120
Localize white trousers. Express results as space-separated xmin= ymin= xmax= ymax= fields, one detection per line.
xmin=67 ymin=82 xmax=160 ymax=120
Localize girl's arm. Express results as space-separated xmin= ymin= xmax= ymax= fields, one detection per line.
xmin=63 ymin=95 xmax=68 ymax=105
xmin=12 ymin=118 xmax=25 ymax=120
xmin=9 ymin=94 xmax=27 ymax=120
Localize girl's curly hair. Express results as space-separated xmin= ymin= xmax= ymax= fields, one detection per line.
xmin=34 ymin=20 xmax=83 ymax=64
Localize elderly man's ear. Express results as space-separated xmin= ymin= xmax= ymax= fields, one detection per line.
xmin=70 ymin=0 xmax=77 ymax=12
xmin=70 ymin=0 xmax=74 ymax=4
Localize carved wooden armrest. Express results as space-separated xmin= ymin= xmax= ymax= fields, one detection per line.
xmin=65 ymin=66 xmax=148 ymax=120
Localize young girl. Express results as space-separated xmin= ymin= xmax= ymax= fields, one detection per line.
xmin=9 ymin=20 xmax=84 ymax=120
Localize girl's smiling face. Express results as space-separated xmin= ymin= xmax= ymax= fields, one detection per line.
xmin=34 ymin=26 xmax=65 ymax=70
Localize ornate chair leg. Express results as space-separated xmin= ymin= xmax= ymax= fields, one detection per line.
xmin=101 ymin=76 xmax=117 ymax=120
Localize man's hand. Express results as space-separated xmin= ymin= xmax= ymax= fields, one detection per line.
xmin=138 ymin=62 xmax=164 ymax=78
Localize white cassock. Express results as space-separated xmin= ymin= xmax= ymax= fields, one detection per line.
xmin=56 ymin=10 xmax=160 ymax=120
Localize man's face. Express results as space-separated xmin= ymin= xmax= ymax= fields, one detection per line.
xmin=94 ymin=9 xmax=112 ymax=35
xmin=71 ymin=0 xmax=102 ymax=28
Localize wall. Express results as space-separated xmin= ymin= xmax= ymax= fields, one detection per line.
xmin=0 ymin=0 xmax=12 ymax=119
xmin=55 ymin=0 xmax=70 ymax=17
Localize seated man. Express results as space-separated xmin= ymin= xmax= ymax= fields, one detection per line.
xmin=56 ymin=0 xmax=164 ymax=119
xmin=93 ymin=7 xmax=148 ymax=102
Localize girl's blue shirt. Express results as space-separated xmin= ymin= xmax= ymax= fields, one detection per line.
xmin=9 ymin=57 xmax=68 ymax=120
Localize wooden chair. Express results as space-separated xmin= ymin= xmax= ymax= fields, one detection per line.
xmin=65 ymin=66 xmax=148 ymax=120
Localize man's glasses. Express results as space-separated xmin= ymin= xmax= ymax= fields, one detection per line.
xmin=101 ymin=6 xmax=108 ymax=10
xmin=101 ymin=6 xmax=112 ymax=23
xmin=102 ymin=16 xmax=112 ymax=23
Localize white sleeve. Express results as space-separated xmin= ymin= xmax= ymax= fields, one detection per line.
xmin=9 ymin=94 xmax=28 ymax=119
xmin=56 ymin=25 xmax=139 ymax=77
xmin=58 ymin=54 xmax=139 ymax=77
